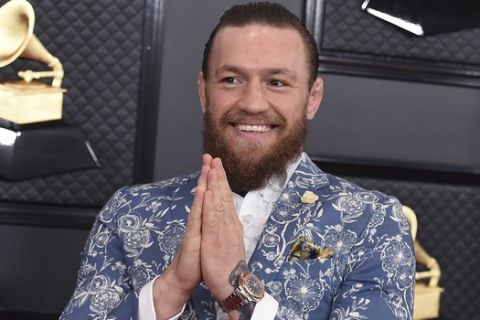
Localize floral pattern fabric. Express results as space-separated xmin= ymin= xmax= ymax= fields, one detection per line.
xmin=60 ymin=155 xmax=414 ymax=320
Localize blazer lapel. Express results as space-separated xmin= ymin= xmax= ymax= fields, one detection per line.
xmin=248 ymin=155 xmax=332 ymax=285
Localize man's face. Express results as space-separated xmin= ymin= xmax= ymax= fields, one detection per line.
xmin=198 ymin=24 xmax=323 ymax=193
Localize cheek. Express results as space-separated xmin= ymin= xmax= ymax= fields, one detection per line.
xmin=205 ymin=90 xmax=236 ymax=114
xmin=274 ymin=97 xmax=308 ymax=124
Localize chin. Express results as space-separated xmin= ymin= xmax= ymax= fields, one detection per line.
xmin=230 ymin=143 xmax=275 ymax=162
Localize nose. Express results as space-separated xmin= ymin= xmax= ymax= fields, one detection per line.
xmin=237 ymin=81 xmax=269 ymax=114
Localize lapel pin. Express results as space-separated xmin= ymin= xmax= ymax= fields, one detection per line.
xmin=301 ymin=191 xmax=319 ymax=204
xmin=289 ymin=236 xmax=334 ymax=261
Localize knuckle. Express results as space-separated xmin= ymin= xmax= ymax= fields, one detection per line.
xmin=222 ymin=193 xmax=231 ymax=203
xmin=215 ymin=202 xmax=224 ymax=212
xmin=208 ymin=216 xmax=218 ymax=226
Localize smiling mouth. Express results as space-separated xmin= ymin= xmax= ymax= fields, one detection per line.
xmin=235 ymin=124 xmax=273 ymax=133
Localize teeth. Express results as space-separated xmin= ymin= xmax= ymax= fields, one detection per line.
xmin=237 ymin=124 xmax=271 ymax=132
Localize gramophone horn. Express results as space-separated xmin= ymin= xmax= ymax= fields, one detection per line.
xmin=0 ymin=0 xmax=35 ymax=67
xmin=0 ymin=0 xmax=63 ymax=87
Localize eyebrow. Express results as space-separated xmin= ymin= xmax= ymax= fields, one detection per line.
xmin=215 ymin=64 xmax=297 ymax=80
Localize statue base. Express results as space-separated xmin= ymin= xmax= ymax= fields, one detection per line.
xmin=414 ymin=283 xmax=444 ymax=319
xmin=0 ymin=81 xmax=64 ymax=124
xmin=0 ymin=119 xmax=99 ymax=180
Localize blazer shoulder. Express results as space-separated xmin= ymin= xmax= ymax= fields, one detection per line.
xmin=123 ymin=172 xmax=199 ymax=198
xmin=297 ymin=155 xmax=394 ymax=203
xmin=319 ymin=172 xmax=404 ymax=236
xmin=96 ymin=172 xmax=199 ymax=227
xmin=323 ymin=171 xmax=398 ymax=203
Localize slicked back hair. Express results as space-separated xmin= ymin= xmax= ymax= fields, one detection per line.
xmin=201 ymin=2 xmax=319 ymax=87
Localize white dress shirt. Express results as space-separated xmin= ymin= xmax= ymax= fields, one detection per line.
xmin=138 ymin=154 xmax=304 ymax=320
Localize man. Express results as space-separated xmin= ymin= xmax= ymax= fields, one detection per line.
xmin=61 ymin=3 xmax=415 ymax=320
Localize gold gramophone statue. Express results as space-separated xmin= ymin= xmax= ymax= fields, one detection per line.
xmin=0 ymin=0 xmax=65 ymax=124
xmin=0 ymin=0 xmax=98 ymax=180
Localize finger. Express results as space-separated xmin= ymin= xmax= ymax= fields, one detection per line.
xmin=210 ymin=158 xmax=233 ymax=201
xmin=218 ymin=159 xmax=234 ymax=202
xmin=203 ymin=169 xmax=225 ymax=231
xmin=198 ymin=154 xmax=213 ymax=190
xmin=186 ymin=188 xmax=204 ymax=235
xmin=203 ymin=153 xmax=213 ymax=169
xmin=211 ymin=158 xmax=237 ymax=220
xmin=210 ymin=168 xmax=226 ymax=221
xmin=186 ymin=155 xmax=211 ymax=234
xmin=202 ymin=188 xmax=223 ymax=236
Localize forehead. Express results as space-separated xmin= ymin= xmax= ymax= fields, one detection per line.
xmin=209 ymin=24 xmax=309 ymax=76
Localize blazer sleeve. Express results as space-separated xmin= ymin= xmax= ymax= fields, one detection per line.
xmin=329 ymin=196 xmax=415 ymax=320
xmin=60 ymin=187 xmax=142 ymax=320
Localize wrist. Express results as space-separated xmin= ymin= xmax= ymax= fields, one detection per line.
xmin=219 ymin=269 xmax=264 ymax=313
xmin=152 ymin=270 xmax=191 ymax=319
xmin=214 ymin=284 xmax=237 ymax=302
xmin=157 ymin=268 xmax=194 ymax=301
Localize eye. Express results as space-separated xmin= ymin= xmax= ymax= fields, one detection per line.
xmin=222 ymin=76 xmax=241 ymax=84
xmin=268 ymin=79 xmax=287 ymax=87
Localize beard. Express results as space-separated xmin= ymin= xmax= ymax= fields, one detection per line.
xmin=203 ymin=109 xmax=307 ymax=194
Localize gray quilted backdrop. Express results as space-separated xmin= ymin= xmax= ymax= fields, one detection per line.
xmin=314 ymin=0 xmax=480 ymax=318
xmin=0 ymin=0 xmax=144 ymax=206
xmin=346 ymin=174 xmax=480 ymax=320
xmin=321 ymin=0 xmax=480 ymax=67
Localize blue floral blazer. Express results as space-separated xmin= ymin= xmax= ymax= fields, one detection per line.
xmin=61 ymin=155 xmax=415 ymax=320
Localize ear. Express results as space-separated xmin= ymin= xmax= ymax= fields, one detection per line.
xmin=305 ymin=77 xmax=324 ymax=120
xmin=197 ymin=71 xmax=207 ymax=113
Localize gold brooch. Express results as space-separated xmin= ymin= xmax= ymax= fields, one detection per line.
xmin=289 ymin=237 xmax=334 ymax=261
xmin=301 ymin=191 xmax=319 ymax=204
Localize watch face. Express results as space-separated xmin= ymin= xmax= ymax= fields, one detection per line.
xmin=242 ymin=273 xmax=265 ymax=300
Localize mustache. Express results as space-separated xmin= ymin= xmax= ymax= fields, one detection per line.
xmin=222 ymin=110 xmax=286 ymax=127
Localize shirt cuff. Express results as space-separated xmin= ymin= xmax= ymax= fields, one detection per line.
xmin=138 ymin=275 xmax=186 ymax=320
xmin=251 ymin=293 xmax=279 ymax=320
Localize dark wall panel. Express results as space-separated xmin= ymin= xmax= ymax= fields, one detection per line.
xmin=0 ymin=0 xmax=144 ymax=207
xmin=0 ymin=0 xmax=150 ymax=317
xmin=306 ymin=0 xmax=480 ymax=174
xmin=0 ymin=225 xmax=89 ymax=314
xmin=306 ymin=74 xmax=480 ymax=174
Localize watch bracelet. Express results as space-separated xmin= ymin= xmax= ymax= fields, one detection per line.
xmin=220 ymin=290 xmax=249 ymax=312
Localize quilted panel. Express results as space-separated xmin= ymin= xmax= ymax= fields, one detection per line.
xmin=312 ymin=2 xmax=480 ymax=316
xmin=344 ymin=174 xmax=480 ymax=320
xmin=320 ymin=0 xmax=480 ymax=67
xmin=0 ymin=0 xmax=144 ymax=206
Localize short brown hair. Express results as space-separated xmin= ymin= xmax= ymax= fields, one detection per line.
xmin=202 ymin=2 xmax=319 ymax=86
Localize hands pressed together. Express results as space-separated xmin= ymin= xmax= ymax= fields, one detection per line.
xmin=153 ymin=154 xmax=246 ymax=319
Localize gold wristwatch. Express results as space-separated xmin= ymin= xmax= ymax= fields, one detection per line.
xmin=219 ymin=271 xmax=265 ymax=312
